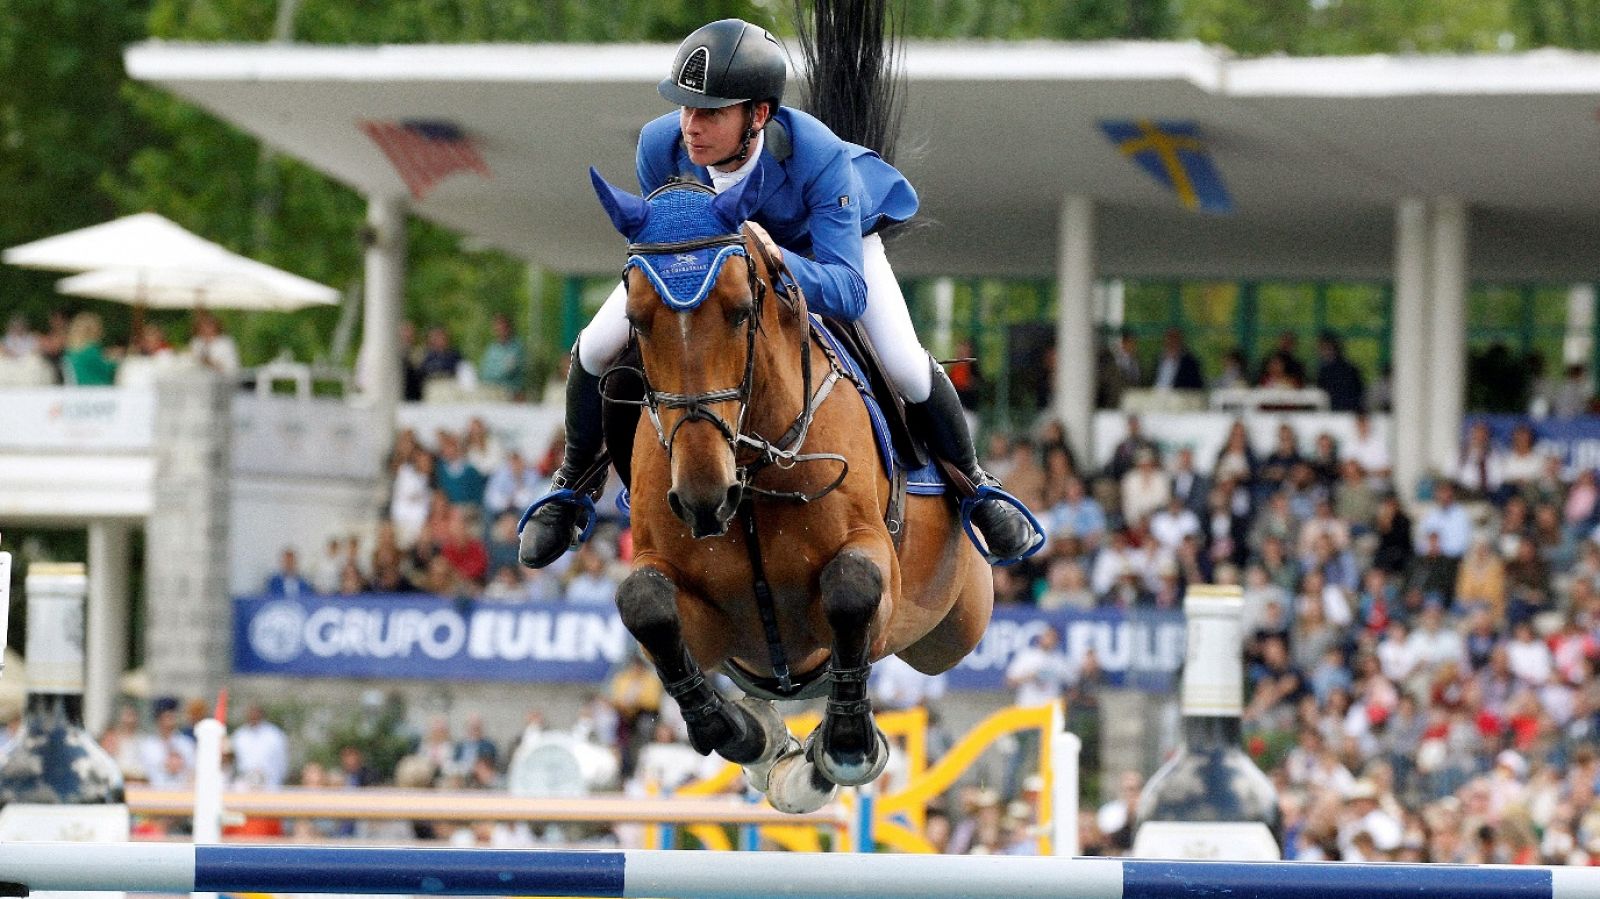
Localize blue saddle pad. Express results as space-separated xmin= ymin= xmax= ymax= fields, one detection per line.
xmin=809 ymin=316 xmax=945 ymax=496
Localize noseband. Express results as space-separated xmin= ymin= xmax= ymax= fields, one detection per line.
xmin=603 ymin=182 xmax=847 ymax=504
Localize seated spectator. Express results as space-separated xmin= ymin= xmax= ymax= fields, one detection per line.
xmin=1407 ymin=600 xmax=1467 ymax=676
xmin=1366 ymin=498 xmax=1411 ymax=581
xmin=435 ymin=432 xmax=488 ymax=507
xmin=440 ymin=506 xmax=489 ymax=587
xmin=63 ymin=312 xmax=118 ymax=385
xmin=265 ymin=547 xmax=316 ymax=598
xmin=478 ymin=313 xmax=527 ymax=397
xmin=1151 ymin=327 xmax=1204 ymax=391
xmin=485 ymin=510 xmax=521 ymax=574
xmin=1417 ymin=481 xmax=1472 ymax=559
xmin=1044 ymin=477 xmax=1106 ymax=550
xmin=1258 ymin=423 xmax=1302 ymax=496
xmin=1347 ymin=413 xmax=1392 ymax=483
xmin=453 ymin=713 xmax=498 ymax=775
xmin=336 ymin=561 xmax=368 ymax=595
xmin=565 ymin=545 xmax=618 ymax=605
xmin=483 ymin=451 xmax=547 ymax=515
xmin=1036 ymin=559 xmax=1095 ymax=611
xmin=1500 ymin=425 xmax=1546 ymax=493
xmin=1120 ymin=448 xmax=1170 ymax=526
xmin=1168 ymin=446 xmax=1210 ymax=516
xmin=1002 ymin=439 xmax=1046 ymax=514
xmin=1213 ymin=419 xmax=1258 ymax=484
xmin=1456 ymin=422 xmax=1504 ymax=501
xmin=390 ymin=447 xmax=434 ymax=547
xmin=3 ymin=313 xmax=38 ymax=358
xmin=418 ymin=326 xmax=461 ymax=383
xmin=483 ymin=565 xmax=526 ymax=601
xmin=1105 ymin=414 xmax=1157 ymax=482
xmin=1315 ymin=332 xmax=1365 ymax=412
xmin=1260 ymin=330 xmax=1308 ymax=386
xmin=1354 ymin=567 xmax=1396 ymax=635
xmin=188 ymin=311 xmax=240 ymax=375
xmin=1503 ymin=539 xmax=1551 ymax=625
xmin=1335 ymin=460 xmax=1379 ymax=532
xmin=1149 ymin=493 xmax=1201 ymax=552
xmin=1403 ymin=531 xmax=1459 ymax=610
xmin=232 ymin=703 xmax=289 ymax=789
xmin=463 ymin=417 xmax=505 ymax=474
xmin=1245 ymin=635 xmax=1307 ymax=728
xmin=1454 ymin=536 xmax=1507 ymax=619
xmin=397 ymin=320 xmax=426 ymax=401
xmin=1505 ymin=621 xmax=1553 ymax=687
xmin=370 ymin=552 xmax=420 ymax=593
xmin=1257 ymin=353 xmax=1302 ymax=390
xmin=139 ymin=698 xmax=197 ymax=789
xmin=1213 ymin=347 xmax=1249 ymax=391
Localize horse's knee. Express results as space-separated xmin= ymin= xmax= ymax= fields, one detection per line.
xmin=617 ymin=568 xmax=680 ymax=645
xmin=821 ymin=548 xmax=883 ymax=628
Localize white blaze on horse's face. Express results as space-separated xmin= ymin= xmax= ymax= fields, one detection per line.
xmin=626 ymin=261 xmax=752 ymax=538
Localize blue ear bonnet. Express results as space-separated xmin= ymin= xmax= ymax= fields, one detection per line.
xmin=624 ymin=185 xmax=747 ymax=312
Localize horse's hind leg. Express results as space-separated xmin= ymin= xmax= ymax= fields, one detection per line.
xmin=811 ymin=545 xmax=891 ymax=787
xmin=616 ymin=568 xmax=769 ymax=764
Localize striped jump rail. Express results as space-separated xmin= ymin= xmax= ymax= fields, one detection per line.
xmin=2 ymin=843 xmax=1598 ymax=899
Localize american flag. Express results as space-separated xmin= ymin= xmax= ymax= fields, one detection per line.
xmin=358 ymin=119 xmax=491 ymax=201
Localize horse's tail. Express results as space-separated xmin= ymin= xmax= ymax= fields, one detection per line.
xmin=792 ymin=0 xmax=907 ymax=166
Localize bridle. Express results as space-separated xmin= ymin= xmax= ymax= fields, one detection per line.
xmin=602 ymin=182 xmax=848 ymax=504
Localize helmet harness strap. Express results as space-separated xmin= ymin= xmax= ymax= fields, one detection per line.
xmin=707 ymin=102 xmax=761 ymax=170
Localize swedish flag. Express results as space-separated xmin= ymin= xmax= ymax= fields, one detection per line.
xmin=1099 ymin=119 xmax=1233 ymax=214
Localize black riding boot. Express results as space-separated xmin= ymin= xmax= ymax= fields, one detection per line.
xmin=908 ymin=356 xmax=1040 ymax=563
xmin=518 ymin=356 xmax=608 ymax=569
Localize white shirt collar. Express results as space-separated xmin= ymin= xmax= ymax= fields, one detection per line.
xmin=708 ymin=130 xmax=764 ymax=194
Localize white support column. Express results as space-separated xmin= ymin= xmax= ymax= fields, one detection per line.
xmin=931 ymin=277 xmax=955 ymax=360
xmin=1390 ymin=199 xmax=1432 ymax=503
xmin=1565 ymin=284 xmax=1596 ymax=368
xmin=1053 ymin=195 xmax=1097 ymax=467
xmin=1427 ymin=198 xmax=1469 ymax=481
xmin=360 ymin=195 xmax=407 ymax=446
xmin=86 ymin=519 xmax=131 ymax=737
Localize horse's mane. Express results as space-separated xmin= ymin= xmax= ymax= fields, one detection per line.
xmin=792 ymin=0 xmax=907 ymax=166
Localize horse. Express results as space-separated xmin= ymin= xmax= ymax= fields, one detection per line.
xmin=587 ymin=166 xmax=994 ymax=813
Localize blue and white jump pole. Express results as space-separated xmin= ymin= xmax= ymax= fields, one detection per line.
xmin=3 ymin=843 xmax=1600 ymax=899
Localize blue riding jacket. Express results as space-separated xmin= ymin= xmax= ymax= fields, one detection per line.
xmin=635 ymin=106 xmax=919 ymax=322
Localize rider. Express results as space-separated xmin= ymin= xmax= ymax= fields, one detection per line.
xmin=520 ymin=18 xmax=1039 ymax=568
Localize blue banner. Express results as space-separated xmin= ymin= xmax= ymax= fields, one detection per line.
xmin=1466 ymin=414 xmax=1600 ymax=474
xmin=234 ymin=594 xmax=1185 ymax=693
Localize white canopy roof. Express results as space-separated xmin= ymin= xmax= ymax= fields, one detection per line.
xmin=125 ymin=40 xmax=1600 ymax=280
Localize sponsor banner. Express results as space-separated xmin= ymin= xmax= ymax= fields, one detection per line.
xmin=1467 ymin=414 xmax=1600 ymax=475
xmin=0 ymin=387 xmax=155 ymax=451
xmin=234 ymin=594 xmax=1185 ymax=692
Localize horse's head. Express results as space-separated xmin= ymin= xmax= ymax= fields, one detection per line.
xmin=591 ymin=167 xmax=768 ymax=538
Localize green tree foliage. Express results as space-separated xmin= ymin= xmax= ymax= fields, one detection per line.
xmin=0 ymin=0 xmax=152 ymax=344
xmin=2 ymin=0 xmax=1596 ymax=370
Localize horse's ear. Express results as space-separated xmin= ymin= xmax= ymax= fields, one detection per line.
xmin=590 ymin=167 xmax=649 ymax=238
xmin=710 ymin=166 xmax=764 ymax=232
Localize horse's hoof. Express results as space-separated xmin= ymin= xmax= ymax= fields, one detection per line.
xmin=736 ymin=697 xmax=798 ymax=794
xmin=765 ymin=748 xmax=837 ymax=814
xmin=814 ymin=724 xmax=891 ymax=788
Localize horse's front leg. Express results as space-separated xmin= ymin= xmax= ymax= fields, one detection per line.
xmin=811 ymin=542 xmax=892 ymax=787
xmin=615 ymin=567 xmax=790 ymax=773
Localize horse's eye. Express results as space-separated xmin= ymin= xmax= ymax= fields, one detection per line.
xmin=729 ymin=307 xmax=752 ymax=327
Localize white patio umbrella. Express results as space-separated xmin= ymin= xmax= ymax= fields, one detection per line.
xmin=3 ymin=212 xmax=242 ymax=272
xmin=56 ymin=262 xmax=339 ymax=312
xmin=5 ymin=211 xmax=338 ymax=311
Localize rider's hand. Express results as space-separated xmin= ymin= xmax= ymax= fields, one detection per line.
xmin=745 ymin=221 xmax=782 ymax=265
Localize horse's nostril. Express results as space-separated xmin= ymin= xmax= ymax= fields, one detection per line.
xmin=723 ymin=484 xmax=743 ymax=515
xmin=667 ymin=490 xmax=687 ymax=522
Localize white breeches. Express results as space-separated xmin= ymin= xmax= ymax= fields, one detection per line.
xmin=577 ymin=233 xmax=932 ymax=403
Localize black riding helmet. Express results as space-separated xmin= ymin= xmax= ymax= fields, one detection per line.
xmin=659 ymin=19 xmax=786 ymax=109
